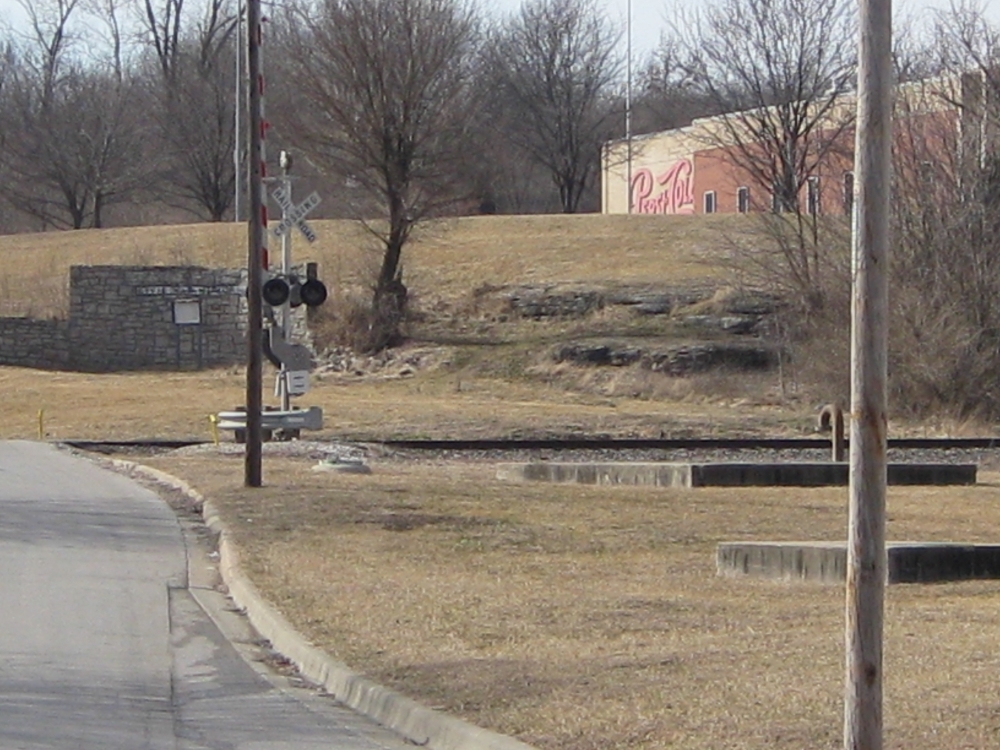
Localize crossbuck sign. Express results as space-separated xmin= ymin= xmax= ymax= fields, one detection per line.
xmin=271 ymin=187 xmax=321 ymax=243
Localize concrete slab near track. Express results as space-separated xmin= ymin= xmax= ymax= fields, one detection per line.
xmin=495 ymin=462 xmax=977 ymax=487
xmin=717 ymin=541 xmax=1000 ymax=584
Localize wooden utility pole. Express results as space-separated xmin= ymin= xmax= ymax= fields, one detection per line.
xmin=844 ymin=0 xmax=892 ymax=748
xmin=625 ymin=0 xmax=633 ymax=214
xmin=244 ymin=0 xmax=263 ymax=487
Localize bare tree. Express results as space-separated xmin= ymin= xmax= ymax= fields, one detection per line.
xmin=785 ymin=4 xmax=1000 ymax=420
xmin=0 ymin=0 xmax=149 ymax=228
xmin=19 ymin=0 xmax=81 ymax=103
xmin=630 ymin=39 xmax=717 ymax=136
xmin=484 ymin=0 xmax=622 ymax=213
xmin=670 ymin=0 xmax=856 ymax=311
xmin=283 ymin=0 xmax=482 ymax=348
xmin=2 ymin=64 xmax=148 ymax=227
xmin=675 ymin=0 xmax=856 ymax=211
xmin=136 ymin=0 xmax=236 ymax=82
xmin=878 ymin=2 xmax=1000 ymax=420
xmin=84 ymin=0 xmax=128 ymax=79
xmin=192 ymin=0 xmax=235 ymax=70
xmin=151 ymin=36 xmax=238 ymax=220
xmin=931 ymin=0 xmax=1000 ymax=77
xmin=138 ymin=0 xmax=183 ymax=83
xmin=0 ymin=38 xmax=13 ymax=125
xmin=0 ymin=38 xmax=17 ymax=227
xmin=135 ymin=0 xmax=238 ymax=221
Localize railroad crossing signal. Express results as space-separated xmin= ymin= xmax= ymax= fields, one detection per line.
xmin=271 ymin=187 xmax=320 ymax=242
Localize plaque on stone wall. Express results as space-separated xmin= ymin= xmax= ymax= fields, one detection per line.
xmin=173 ymin=299 xmax=201 ymax=325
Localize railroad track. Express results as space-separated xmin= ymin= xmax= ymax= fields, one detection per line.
xmin=63 ymin=436 xmax=1000 ymax=454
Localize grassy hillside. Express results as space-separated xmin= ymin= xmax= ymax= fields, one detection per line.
xmin=0 ymin=214 xmax=742 ymax=318
xmin=0 ymin=213 xmax=839 ymax=441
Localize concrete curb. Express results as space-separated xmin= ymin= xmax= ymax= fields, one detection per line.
xmin=106 ymin=459 xmax=538 ymax=750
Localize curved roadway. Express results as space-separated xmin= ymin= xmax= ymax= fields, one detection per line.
xmin=0 ymin=440 xmax=409 ymax=750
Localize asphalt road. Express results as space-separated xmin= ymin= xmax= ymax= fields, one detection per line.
xmin=0 ymin=440 xmax=410 ymax=750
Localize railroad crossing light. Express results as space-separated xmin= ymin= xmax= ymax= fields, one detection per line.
xmin=263 ymin=272 xmax=325 ymax=308
xmin=284 ymin=274 xmax=326 ymax=308
xmin=261 ymin=276 xmax=290 ymax=306
xmin=297 ymin=261 xmax=328 ymax=307
xmin=300 ymin=278 xmax=327 ymax=307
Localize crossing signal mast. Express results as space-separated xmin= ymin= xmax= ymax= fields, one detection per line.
xmin=265 ymin=148 xmax=326 ymax=411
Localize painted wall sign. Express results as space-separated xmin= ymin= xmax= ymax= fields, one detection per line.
xmin=631 ymin=160 xmax=695 ymax=214
xmin=136 ymin=285 xmax=244 ymax=297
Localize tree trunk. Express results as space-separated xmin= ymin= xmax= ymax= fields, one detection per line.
xmin=92 ymin=192 xmax=104 ymax=229
xmin=368 ymin=194 xmax=410 ymax=351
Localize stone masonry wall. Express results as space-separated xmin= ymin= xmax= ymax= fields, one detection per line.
xmin=0 ymin=266 xmax=249 ymax=371
xmin=68 ymin=266 xmax=248 ymax=371
xmin=0 ymin=318 xmax=71 ymax=369
xmin=0 ymin=265 xmax=323 ymax=372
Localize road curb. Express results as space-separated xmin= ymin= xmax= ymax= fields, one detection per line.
xmin=106 ymin=458 xmax=538 ymax=750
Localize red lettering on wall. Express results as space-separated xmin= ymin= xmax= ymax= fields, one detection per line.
xmin=630 ymin=160 xmax=695 ymax=214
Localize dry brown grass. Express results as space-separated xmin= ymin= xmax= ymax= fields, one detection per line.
xmin=0 ymin=221 xmax=366 ymax=318
xmin=0 ymin=363 xmax=808 ymax=441
xmin=0 ymin=214 xmax=740 ymax=318
xmin=142 ymin=452 xmax=1000 ymax=750
xmin=7 ymin=215 xmax=1000 ymax=748
xmin=0 ymin=213 xmax=795 ymax=427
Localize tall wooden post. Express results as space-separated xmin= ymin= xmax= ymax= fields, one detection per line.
xmin=844 ymin=0 xmax=892 ymax=748
xmin=833 ymin=405 xmax=845 ymax=463
xmin=244 ymin=0 xmax=264 ymax=487
xmin=625 ymin=0 xmax=633 ymax=213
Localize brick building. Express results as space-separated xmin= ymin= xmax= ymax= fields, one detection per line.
xmin=601 ymin=74 xmax=985 ymax=217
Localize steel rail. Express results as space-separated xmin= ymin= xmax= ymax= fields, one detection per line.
xmin=378 ymin=437 xmax=1000 ymax=451
xmin=61 ymin=436 xmax=1000 ymax=453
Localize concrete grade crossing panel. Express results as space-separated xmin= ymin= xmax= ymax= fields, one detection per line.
xmin=717 ymin=541 xmax=1000 ymax=584
xmin=496 ymin=462 xmax=978 ymax=487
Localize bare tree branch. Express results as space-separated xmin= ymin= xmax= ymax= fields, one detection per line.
xmin=284 ymin=0 xmax=482 ymax=347
xmin=667 ymin=0 xmax=856 ymax=311
xmin=484 ymin=0 xmax=622 ymax=213
xmin=140 ymin=0 xmax=183 ymax=83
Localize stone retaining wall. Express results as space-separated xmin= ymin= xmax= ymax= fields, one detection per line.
xmin=0 ymin=317 xmax=72 ymax=369
xmin=0 ymin=266 xmax=257 ymax=371
xmin=69 ymin=266 xmax=249 ymax=371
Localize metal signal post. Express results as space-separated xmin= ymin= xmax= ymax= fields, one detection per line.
xmin=278 ymin=150 xmax=293 ymax=411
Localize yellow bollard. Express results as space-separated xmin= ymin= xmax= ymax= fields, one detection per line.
xmin=37 ymin=408 xmax=45 ymax=440
xmin=208 ymin=414 xmax=220 ymax=446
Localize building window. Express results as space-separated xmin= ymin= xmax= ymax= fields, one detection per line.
xmin=843 ymin=171 xmax=854 ymax=216
xmin=737 ymin=186 xmax=750 ymax=213
xmin=703 ymin=190 xmax=717 ymax=214
xmin=807 ymin=177 xmax=821 ymax=216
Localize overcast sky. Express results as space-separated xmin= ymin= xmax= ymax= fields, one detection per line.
xmin=485 ymin=0 xmax=1000 ymax=59
xmin=0 ymin=0 xmax=999 ymax=62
